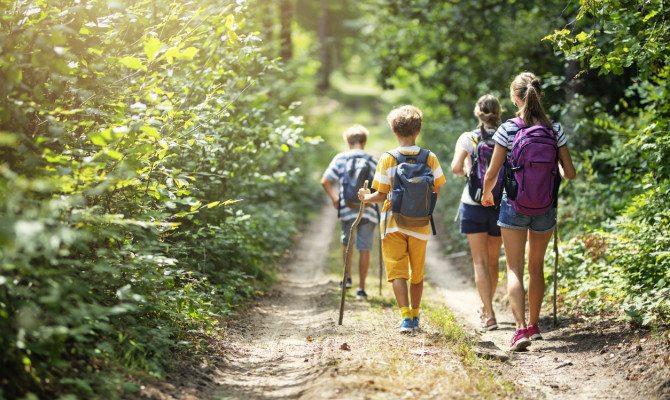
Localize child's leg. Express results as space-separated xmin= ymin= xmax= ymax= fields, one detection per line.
xmin=355 ymin=220 xmax=375 ymax=291
xmin=340 ymin=219 xmax=354 ymax=278
xmin=382 ymin=232 xmax=411 ymax=312
xmin=466 ymin=232 xmax=494 ymax=318
xmin=487 ymin=235 xmax=503 ymax=298
xmin=407 ymin=236 xmax=427 ymax=311
xmin=526 ymin=229 xmax=553 ymax=326
xmin=409 ymin=280 xmax=423 ymax=310
xmin=391 ymin=278 xmax=410 ymax=308
xmin=501 ymin=227 xmax=528 ymax=329
xmin=358 ymin=250 xmax=370 ymax=290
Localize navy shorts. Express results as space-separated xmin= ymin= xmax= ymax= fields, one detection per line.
xmin=459 ymin=203 xmax=501 ymax=236
xmin=498 ymin=195 xmax=556 ymax=233
xmin=341 ymin=219 xmax=376 ymax=251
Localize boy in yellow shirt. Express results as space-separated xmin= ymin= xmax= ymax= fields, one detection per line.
xmin=358 ymin=105 xmax=446 ymax=333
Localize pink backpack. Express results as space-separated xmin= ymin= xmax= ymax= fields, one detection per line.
xmin=504 ymin=118 xmax=561 ymax=215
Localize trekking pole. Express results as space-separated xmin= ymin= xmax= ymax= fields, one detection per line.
xmin=339 ymin=180 xmax=368 ymax=325
xmin=553 ymin=217 xmax=559 ymax=328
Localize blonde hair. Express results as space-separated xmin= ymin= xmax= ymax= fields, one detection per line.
xmin=342 ymin=124 xmax=369 ymax=145
xmin=386 ymin=105 xmax=422 ymax=138
xmin=510 ymin=72 xmax=552 ymax=129
xmin=473 ymin=94 xmax=501 ymax=127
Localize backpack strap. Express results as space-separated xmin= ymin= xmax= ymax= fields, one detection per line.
xmin=509 ymin=117 xmax=557 ymax=135
xmin=386 ymin=149 xmax=404 ymax=164
xmin=415 ymin=148 xmax=430 ymax=164
xmin=387 ymin=148 xmax=430 ymax=164
xmin=509 ymin=117 xmax=525 ymax=128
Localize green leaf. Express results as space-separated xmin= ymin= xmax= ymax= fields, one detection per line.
xmin=144 ymin=36 xmax=163 ymax=62
xmin=225 ymin=15 xmax=235 ymax=30
xmin=119 ymin=56 xmax=146 ymax=71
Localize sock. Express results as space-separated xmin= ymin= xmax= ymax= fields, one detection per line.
xmin=412 ymin=308 xmax=420 ymax=319
xmin=400 ymin=307 xmax=412 ymax=320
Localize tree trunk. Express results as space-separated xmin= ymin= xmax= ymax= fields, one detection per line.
xmin=279 ymin=0 xmax=293 ymax=61
xmin=317 ymin=0 xmax=330 ymax=91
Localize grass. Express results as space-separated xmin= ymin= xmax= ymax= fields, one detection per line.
xmin=323 ymin=220 xmax=518 ymax=399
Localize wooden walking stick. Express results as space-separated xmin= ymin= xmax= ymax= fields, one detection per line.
xmin=553 ymin=220 xmax=559 ymax=327
xmin=338 ymin=180 xmax=368 ymax=325
xmin=378 ymin=209 xmax=383 ymax=296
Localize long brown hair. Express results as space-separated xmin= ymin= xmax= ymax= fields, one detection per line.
xmin=510 ymin=72 xmax=552 ymax=129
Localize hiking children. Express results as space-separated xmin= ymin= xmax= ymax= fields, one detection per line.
xmin=481 ymin=72 xmax=576 ymax=351
xmin=358 ymin=105 xmax=446 ymax=333
xmin=450 ymin=94 xmax=504 ymax=332
xmin=321 ymin=124 xmax=378 ymax=300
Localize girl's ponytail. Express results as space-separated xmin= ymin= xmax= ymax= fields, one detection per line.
xmin=511 ymin=73 xmax=552 ymax=129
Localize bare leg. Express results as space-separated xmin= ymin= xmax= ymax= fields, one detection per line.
xmin=501 ymin=227 xmax=529 ymax=329
xmin=466 ymin=233 xmax=495 ymax=319
xmin=488 ymin=235 xmax=503 ymax=299
xmin=392 ymin=278 xmax=409 ymax=308
xmin=527 ymin=230 xmax=553 ymax=325
xmin=358 ymin=250 xmax=370 ymax=290
xmin=409 ymin=280 xmax=423 ymax=310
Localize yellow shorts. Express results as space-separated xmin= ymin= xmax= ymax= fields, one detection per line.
xmin=382 ymin=231 xmax=427 ymax=284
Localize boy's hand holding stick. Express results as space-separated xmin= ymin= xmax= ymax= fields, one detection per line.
xmin=338 ymin=180 xmax=368 ymax=325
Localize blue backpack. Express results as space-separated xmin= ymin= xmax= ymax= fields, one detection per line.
xmin=388 ymin=149 xmax=437 ymax=235
xmin=467 ymin=128 xmax=504 ymax=207
xmin=339 ymin=153 xmax=375 ymax=216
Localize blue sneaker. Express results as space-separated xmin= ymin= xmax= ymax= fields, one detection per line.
xmin=400 ymin=318 xmax=414 ymax=333
xmin=338 ymin=277 xmax=352 ymax=289
xmin=356 ymin=289 xmax=368 ymax=300
xmin=413 ymin=316 xmax=420 ymax=331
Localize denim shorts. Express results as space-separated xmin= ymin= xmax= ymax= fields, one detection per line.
xmin=341 ymin=219 xmax=376 ymax=251
xmin=459 ymin=203 xmax=501 ymax=236
xmin=498 ymin=195 xmax=556 ymax=233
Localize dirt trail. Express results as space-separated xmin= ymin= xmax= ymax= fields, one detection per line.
xmin=135 ymin=200 xmax=670 ymax=400
xmin=427 ymin=234 xmax=670 ymax=400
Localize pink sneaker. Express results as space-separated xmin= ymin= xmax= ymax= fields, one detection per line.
xmin=509 ymin=328 xmax=531 ymax=351
xmin=527 ymin=324 xmax=543 ymax=340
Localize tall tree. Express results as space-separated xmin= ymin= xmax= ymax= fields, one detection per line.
xmin=280 ymin=0 xmax=294 ymax=61
xmin=317 ymin=0 xmax=330 ymax=90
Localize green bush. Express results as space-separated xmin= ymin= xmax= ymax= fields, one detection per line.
xmin=0 ymin=0 xmax=320 ymax=398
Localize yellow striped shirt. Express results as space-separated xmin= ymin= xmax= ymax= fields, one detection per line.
xmin=372 ymin=146 xmax=446 ymax=240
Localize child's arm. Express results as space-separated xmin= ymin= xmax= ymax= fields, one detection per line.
xmin=558 ymin=146 xmax=576 ymax=180
xmin=320 ymin=176 xmax=339 ymax=209
xmin=450 ymin=148 xmax=470 ymax=177
xmin=358 ymin=188 xmax=386 ymax=204
xmin=481 ymin=143 xmax=506 ymax=207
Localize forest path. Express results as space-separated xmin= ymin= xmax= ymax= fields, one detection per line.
xmin=426 ymin=234 xmax=669 ymax=400
xmin=134 ymin=198 xmax=670 ymax=400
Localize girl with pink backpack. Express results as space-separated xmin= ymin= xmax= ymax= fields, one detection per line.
xmin=481 ymin=72 xmax=576 ymax=351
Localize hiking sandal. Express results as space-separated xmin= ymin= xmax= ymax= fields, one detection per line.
xmin=482 ymin=317 xmax=498 ymax=331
